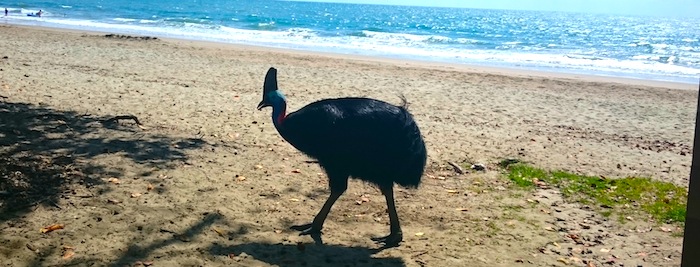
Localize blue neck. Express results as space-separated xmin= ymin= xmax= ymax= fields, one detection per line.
xmin=268 ymin=91 xmax=287 ymax=127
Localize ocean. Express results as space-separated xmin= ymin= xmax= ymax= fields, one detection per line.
xmin=3 ymin=0 xmax=700 ymax=84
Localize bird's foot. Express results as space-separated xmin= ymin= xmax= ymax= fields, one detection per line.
xmin=290 ymin=223 xmax=322 ymax=236
xmin=371 ymin=232 xmax=403 ymax=248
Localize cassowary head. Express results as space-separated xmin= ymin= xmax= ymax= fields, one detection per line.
xmin=256 ymin=67 xmax=284 ymax=110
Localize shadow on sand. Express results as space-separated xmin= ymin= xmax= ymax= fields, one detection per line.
xmin=0 ymin=100 xmax=206 ymax=223
xmin=1 ymin=100 xmax=407 ymax=267
xmin=208 ymin=241 xmax=406 ymax=267
xmin=104 ymin=212 xmax=225 ymax=267
xmin=20 ymin=212 xmax=224 ymax=267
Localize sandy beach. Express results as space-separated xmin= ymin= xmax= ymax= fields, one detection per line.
xmin=0 ymin=24 xmax=696 ymax=266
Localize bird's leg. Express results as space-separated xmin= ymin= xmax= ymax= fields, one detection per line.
xmin=290 ymin=191 xmax=342 ymax=235
xmin=371 ymin=184 xmax=403 ymax=247
xmin=291 ymin=173 xmax=348 ymax=236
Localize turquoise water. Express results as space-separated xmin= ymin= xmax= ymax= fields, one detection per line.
xmin=3 ymin=0 xmax=700 ymax=83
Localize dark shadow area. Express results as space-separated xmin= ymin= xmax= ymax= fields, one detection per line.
xmin=46 ymin=212 xmax=224 ymax=267
xmin=208 ymin=242 xmax=406 ymax=267
xmin=0 ymin=100 xmax=206 ymax=223
xmin=105 ymin=212 xmax=223 ymax=267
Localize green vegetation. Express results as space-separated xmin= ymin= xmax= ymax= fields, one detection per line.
xmin=500 ymin=160 xmax=688 ymax=224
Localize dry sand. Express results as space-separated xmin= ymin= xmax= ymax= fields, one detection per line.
xmin=0 ymin=24 xmax=696 ymax=266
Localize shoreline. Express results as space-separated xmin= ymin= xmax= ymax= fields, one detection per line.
xmin=3 ymin=22 xmax=697 ymax=90
xmin=171 ymin=36 xmax=698 ymax=90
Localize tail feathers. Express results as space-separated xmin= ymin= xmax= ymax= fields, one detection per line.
xmin=397 ymin=93 xmax=409 ymax=110
xmin=394 ymin=108 xmax=427 ymax=189
xmin=398 ymin=131 xmax=427 ymax=188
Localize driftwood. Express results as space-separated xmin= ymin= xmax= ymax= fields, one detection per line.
xmin=101 ymin=115 xmax=142 ymax=125
xmin=24 ymin=113 xmax=143 ymax=128
xmin=447 ymin=161 xmax=464 ymax=174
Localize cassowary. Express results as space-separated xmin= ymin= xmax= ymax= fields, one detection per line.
xmin=256 ymin=67 xmax=427 ymax=247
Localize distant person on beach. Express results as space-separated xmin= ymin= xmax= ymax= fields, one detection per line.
xmin=37 ymin=10 xmax=42 ymax=17
xmin=4 ymin=8 xmax=7 ymax=16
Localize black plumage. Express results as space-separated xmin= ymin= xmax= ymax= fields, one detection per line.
xmin=256 ymin=67 xmax=427 ymax=247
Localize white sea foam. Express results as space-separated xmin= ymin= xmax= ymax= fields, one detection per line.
xmin=4 ymin=15 xmax=699 ymax=83
xmin=20 ymin=8 xmax=41 ymax=15
xmin=113 ymin=18 xmax=136 ymax=22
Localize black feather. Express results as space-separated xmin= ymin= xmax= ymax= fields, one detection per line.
xmin=278 ymin=97 xmax=427 ymax=188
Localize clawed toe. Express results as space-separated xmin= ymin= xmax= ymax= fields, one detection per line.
xmin=290 ymin=223 xmax=322 ymax=236
xmin=371 ymin=232 xmax=403 ymax=247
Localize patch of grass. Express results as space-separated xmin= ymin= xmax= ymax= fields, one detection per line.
xmin=502 ymin=204 xmax=525 ymax=212
xmin=502 ymin=212 xmax=527 ymax=223
xmin=485 ymin=221 xmax=500 ymax=237
xmin=510 ymin=191 xmax=525 ymax=198
xmin=507 ymin=164 xmax=547 ymax=187
xmin=503 ymin=163 xmax=688 ymax=224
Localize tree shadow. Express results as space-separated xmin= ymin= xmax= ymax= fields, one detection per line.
xmin=208 ymin=242 xmax=406 ymax=267
xmin=0 ymin=100 xmax=206 ymax=223
xmin=39 ymin=212 xmax=225 ymax=267
xmin=105 ymin=212 xmax=224 ymax=267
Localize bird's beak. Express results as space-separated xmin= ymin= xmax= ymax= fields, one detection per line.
xmin=257 ymin=100 xmax=271 ymax=111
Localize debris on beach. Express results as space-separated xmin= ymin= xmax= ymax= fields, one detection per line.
xmin=104 ymin=34 xmax=158 ymax=41
xmin=62 ymin=246 xmax=75 ymax=259
xmin=133 ymin=260 xmax=154 ymax=266
xmin=356 ymin=195 xmax=370 ymax=205
xmin=26 ymin=244 xmax=38 ymax=253
xmin=447 ymin=161 xmax=464 ymax=174
xmin=533 ymin=178 xmax=548 ymax=189
xmin=471 ymin=164 xmax=486 ymax=171
xmin=427 ymin=174 xmax=445 ymax=180
xmin=211 ymin=227 xmax=225 ymax=237
xmin=40 ymin=224 xmax=64 ymax=233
